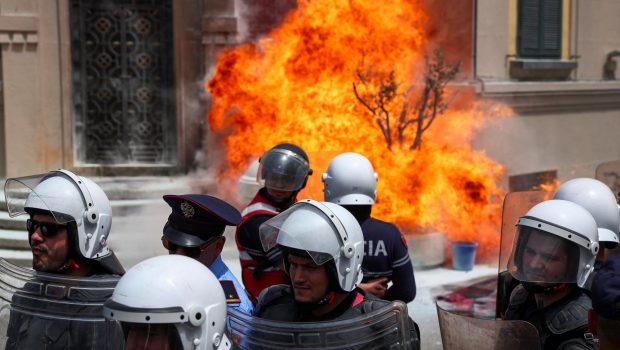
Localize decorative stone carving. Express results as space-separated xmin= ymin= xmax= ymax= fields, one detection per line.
xmin=0 ymin=15 xmax=38 ymax=45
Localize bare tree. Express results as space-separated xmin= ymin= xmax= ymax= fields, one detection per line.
xmin=353 ymin=49 xmax=460 ymax=151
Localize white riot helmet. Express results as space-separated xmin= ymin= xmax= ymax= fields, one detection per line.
xmin=103 ymin=255 xmax=230 ymax=350
xmin=553 ymin=177 xmax=620 ymax=248
xmin=259 ymin=199 xmax=364 ymax=292
xmin=507 ymin=199 xmax=599 ymax=289
xmin=4 ymin=170 xmax=122 ymax=272
xmin=322 ymin=152 xmax=378 ymax=205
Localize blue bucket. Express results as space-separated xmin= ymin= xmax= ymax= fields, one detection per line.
xmin=451 ymin=241 xmax=478 ymax=271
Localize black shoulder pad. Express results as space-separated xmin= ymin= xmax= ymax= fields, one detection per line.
xmin=555 ymin=338 xmax=593 ymax=350
xmin=359 ymin=292 xmax=390 ymax=313
xmin=508 ymin=284 xmax=529 ymax=305
xmin=255 ymin=285 xmax=291 ymax=309
xmin=546 ymin=293 xmax=591 ymax=335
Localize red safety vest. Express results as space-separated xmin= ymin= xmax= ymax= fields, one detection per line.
xmin=236 ymin=192 xmax=291 ymax=303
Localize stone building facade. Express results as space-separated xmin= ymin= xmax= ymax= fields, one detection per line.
xmin=0 ymin=0 xmax=618 ymax=184
xmin=0 ymin=0 xmax=238 ymax=177
xmin=473 ymin=0 xmax=620 ymax=185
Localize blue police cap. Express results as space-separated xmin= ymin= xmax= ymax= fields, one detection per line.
xmin=162 ymin=194 xmax=241 ymax=247
xmin=591 ymin=256 xmax=620 ymax=320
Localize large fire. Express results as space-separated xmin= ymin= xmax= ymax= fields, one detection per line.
xmin=206 ymin=0 xmax=513 ymax=258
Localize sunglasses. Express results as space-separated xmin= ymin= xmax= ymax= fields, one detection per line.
xmin=27 ymin=219 xmax=67 ymax=238
xmin=161 ymin=236 xmax=218 ymax=258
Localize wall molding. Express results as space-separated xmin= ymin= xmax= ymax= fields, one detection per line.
xmin=202 ymin=16 xmax=237 ymax=45
xmin=0 ymin=15 xmax=38 ymax=44
xmin=477 ymin=80 xmax=620 ymax=115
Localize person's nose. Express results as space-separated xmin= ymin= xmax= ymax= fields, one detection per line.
xmin=30 ymin=228 xmax=45 ymax=244
xmin=290 ymin=267 xmax=306 ymax=283
xmin=527 ymin=254 xmax=544 ymax=270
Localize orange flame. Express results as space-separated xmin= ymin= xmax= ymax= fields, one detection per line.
xmin=539 ymin=178 xmax=561 ymax=199
xmin=207 ymin=0 xmax=512 ymax=258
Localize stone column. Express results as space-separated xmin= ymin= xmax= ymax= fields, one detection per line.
xmin=202 ymin=0 xmax=238 ymax=78
xmin=198 ymin=0 xmax=238 ymax=167
xmin=0 ymin=0 xmax=64 ymax=177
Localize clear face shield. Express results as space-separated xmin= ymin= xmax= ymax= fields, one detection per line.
xmin=259 ymin=202 xmax=342 ymax=266
xmin=257 ymin=149 xmax=310 ymax=192
xmin=122 ymin=323 xmax=179 ymax=350
xmin=118 ymin=322 xmax=231 ymax=350
xmin=498 ymin=191 xmax=547 ymax=273
xmin=5 ymin=170 xmax=91 ymax=225
xmin=104 ymin=302 xmax=231 ymax=350
xmin=507 ymin=223 xmax=596 ymax=287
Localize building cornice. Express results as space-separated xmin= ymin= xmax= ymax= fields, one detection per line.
xmin=0 ymin=15 xmax=38 ymax=44
xmin=476 ymin=80 xmax=620 ymax=115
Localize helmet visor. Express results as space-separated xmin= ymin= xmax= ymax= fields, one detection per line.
xmin=4 ymin=172 xmax=75 ymax=224
xmin=259 ymin=203 xmax=340 ymax=266
xmin=507 ymin=225 xmax=595 ymax=286
xmin=257 ymin=149 xmax=310 ymax=191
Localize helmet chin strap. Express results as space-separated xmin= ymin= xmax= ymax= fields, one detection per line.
xmin=57 ymin=257 xmax=80 ymax=273
xmin=316 ymin=290 xmax=337 ymax=306
xmin=298 ymin=287 xmax=337 ymax=310
xmin=312 ymin=260 xmax=346 ymax=307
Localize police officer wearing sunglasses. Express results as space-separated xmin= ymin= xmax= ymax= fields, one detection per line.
xmin=6 ymin=169 xmax=125 ymax=276
xmin=3 ymin=170 xmax=126 ymax=350
xmin=162 ymin=194 xmax=254 ymax=314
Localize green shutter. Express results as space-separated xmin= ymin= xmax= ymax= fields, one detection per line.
xmin=518 ymin=0 xmax=562 ymax=58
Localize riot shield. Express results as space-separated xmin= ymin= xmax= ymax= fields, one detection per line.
xmin=226 ymin=301 xmax=415 ymax=349
xmin=495 ymin=191 xmax=546 ymax=317
xmin=0 ymin=258 xmax=124 ymax=349
xmin=498 ymin=191 xmax=548 ymax=272
xmin=437 ymin=303 xmax=540 ymax=350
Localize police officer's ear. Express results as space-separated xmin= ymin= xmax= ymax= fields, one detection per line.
xmin=213 ymin=236 xmax=226 ymax=255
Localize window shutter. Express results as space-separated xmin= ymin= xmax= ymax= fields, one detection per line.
xmin=518 ymin=0 xmax=562 ymax=58
xmin=519 ymin=0 xmax=540 ymax=55
xmin=540 ymin=0 xmax=562 ymax=57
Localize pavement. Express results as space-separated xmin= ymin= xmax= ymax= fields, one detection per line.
xmin=104 ymin=201 xmax=500 ymax=350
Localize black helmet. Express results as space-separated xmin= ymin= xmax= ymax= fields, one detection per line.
xmin=258 ymin=143 xmax=312 ymax=192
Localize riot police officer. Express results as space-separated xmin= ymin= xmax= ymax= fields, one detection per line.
xmin=2 ymin=169 xmax=125 ymax=349
xmin=554 ymin=178 xmax=619 ymax=267
xmin=104 ymin=255 xmax=231 ymax=350
xmin=323 ymin=152 xmax=416 ymax=302
xmin=5 ymin=169 xmax=125 ymax=276
xmin=253 ymin=199 xmax=420 ymax=349
xmin=503 ymin=199 xmax=599 ymax=349
xmin=588 ymin=256 xmax=620 ymax=350
xmin=236 ymin=143 xmax=312 ymax=302
xmin=160 ymin=194 xmax=253 ymax=314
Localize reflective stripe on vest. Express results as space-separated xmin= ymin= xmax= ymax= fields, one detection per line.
xmin=241 ymin=202 xmax=279 ymax=217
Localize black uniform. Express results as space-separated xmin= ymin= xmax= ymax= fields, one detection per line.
xmin=360 ymin=217 xmax=416 ymax=302
xmin=504 ymin=284 xmax=593 ymax=350
xmin=5 ymin=272 xmax=124 ymax=350
xmin=254 ymin=285 xmax=420 ymax=349
xmin=344 ymin=205 xmax=416 ymax=303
